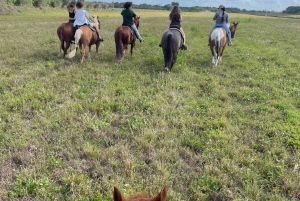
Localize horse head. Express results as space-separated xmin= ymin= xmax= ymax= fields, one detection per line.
xmin=113 ymin=185 xmax=167 ymax=201
xmin=134 ymin=16 xmax=140 ymax=28
xmin=229 ymin=22 xmax=238 ymax=38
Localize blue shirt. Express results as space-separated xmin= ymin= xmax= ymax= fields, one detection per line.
xmin=74 ymin=9 xmax=90 ymax=27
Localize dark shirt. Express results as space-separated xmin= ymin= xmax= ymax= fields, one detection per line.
xmin=121 ymin=9 xmax=136 ymax=25
xmin=69 ymin=10 xmax=75 ymax=23
xmin=170 ymin=18 xmax=181 ymax=27
xmin=169 ymin=14 xmax=181 ymax=27
xmin=69 ymin=11 xmax=75 ymax=18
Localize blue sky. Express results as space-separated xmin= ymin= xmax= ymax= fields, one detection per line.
xmin=97 ymin=0 xmax=300 ymax=11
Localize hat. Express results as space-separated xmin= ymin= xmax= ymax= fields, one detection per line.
xmin=218 ymin=5 xmax=225 ymax=9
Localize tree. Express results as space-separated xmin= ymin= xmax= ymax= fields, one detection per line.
xmin=171 ymin=2 xmax=178 ymax=6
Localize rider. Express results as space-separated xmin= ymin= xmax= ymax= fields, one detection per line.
xmin=67 ymin=2 xmax=76 ymax=23
xmin=210 ymin=5 xmax=233 ymax=46
xmin=121 ymin=2 xmax=144 ymax=43
xmin=159 ymin=5 xmax=187 ymax=50
xmin=73 ymin=1 xmax=104 ymax=42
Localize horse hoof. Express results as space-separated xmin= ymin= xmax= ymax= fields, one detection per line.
xmin=164 ymin=67 xmax=170 ymax=72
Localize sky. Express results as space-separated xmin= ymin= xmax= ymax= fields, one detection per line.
xmin=97 ymin=0 xmax=300 ymax=12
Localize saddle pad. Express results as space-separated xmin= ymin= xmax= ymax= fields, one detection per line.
xmin=76 ymin=24 xmax=95 ymax=32
xmin=168 ymin=27 xmax=184 ymax=41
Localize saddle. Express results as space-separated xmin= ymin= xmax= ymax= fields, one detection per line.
xmin=168 ymin=25 xmax=184 ymax=41
xmin=122 ymin=24 xmax=135 ymax=36
xmin=75 ymin=24 xmax=95 ymax=32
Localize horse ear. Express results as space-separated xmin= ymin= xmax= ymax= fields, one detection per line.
xmin=151 ymin=185 xmax=167 ymax=201
xmin=138 ymin=16 xmax=140 ymax=19
xmin=113 ymin=186 xmax=126 ymax=201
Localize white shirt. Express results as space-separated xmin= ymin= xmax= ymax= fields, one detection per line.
xmin=73 ymin=9 xmax=90 ymax=27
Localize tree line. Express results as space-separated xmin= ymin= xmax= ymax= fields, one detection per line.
xmin=1 ymin=0 xmax=295 ymax=14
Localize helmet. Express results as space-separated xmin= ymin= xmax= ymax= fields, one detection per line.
xmin=218 ymin=5 xmax=225 ymax=9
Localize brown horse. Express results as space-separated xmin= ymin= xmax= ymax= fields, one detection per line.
xmin=57 ymin=22 xmax=75 ymax=57
xmin=114 ymin=16 xmax=140 ymax=63
xmin=113 ymin=185 xmax=166 ymax=201
xmin=209 ymin=22 xmax=238 ymax=66
xmin=66 ymin=16 xmax=102 ymax=63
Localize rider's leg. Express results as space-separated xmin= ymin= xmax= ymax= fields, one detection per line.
xmin=222 ymin=24 xmax=232 ymax=46
xmin=180 ymin=27 xmax=187 ymax=50
xmin=91 ymin=22 xmax=104 ymax=41
xmin=131 ymin=24 xmax=144 ymax=42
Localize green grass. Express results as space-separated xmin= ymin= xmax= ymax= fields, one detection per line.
xmin=0 ymin=8 xmax=300 ymax=201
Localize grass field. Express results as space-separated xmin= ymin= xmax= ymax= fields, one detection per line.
xmin=0 ymin=8 xmax=300 ymax=201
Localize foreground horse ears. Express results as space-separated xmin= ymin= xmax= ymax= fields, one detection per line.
xmin=113 ymin=186 xmax=126 ymax=201
xmin=113 ymin=185 xmax=167 ymax=201
xmin=151 ymin=185 xmax=167 ymax=201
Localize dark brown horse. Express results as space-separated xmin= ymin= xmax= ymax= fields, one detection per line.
xmin=57 ymin=22 xmax=75 ymax=57
xmin=66 ymin=16 xmax=102 ymax=63
xmin=113 ymin=185 xmax=166 ymax=201
xmin=114 ymin=16 xmax=140 ymax=63
xmin=209 ymin=22 xmax=238 ymax=66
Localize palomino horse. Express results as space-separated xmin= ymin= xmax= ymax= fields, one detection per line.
xmin=66 ymin=16 xmax=102 ymax=63
xmin=160 ymin=27 xmax=184 ymax=71
xmin=114 ymin=16 xmax=140 ymax=63
xmin=57 ymin=22 xmax=75 ymax=57
xmin=113 ymin=185 xmax=166 ymax=201
xmin=209 ymin=22 xmax=238 ymax=66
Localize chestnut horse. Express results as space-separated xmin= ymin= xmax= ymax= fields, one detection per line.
xmin=114 ymin=16 xmax=140 ymax=63
xmin=209 ymin=22 xmax=238 ymax=66
xmin=57 ymin=22 xmax=75 ymax=57
xmin=66 ymin=16 xmax=102 ymax=63
xmin=113 ymin=185 xmax=166 ymax=201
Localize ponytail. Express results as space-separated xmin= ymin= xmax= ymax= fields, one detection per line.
xmin=221 ymin=7 xmax=225 ymax=23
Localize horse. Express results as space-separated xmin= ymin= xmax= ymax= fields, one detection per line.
xmin=114 ymin=16 xmax=140 ymax=63
xmin=57 ymin=22 xmax=75 ymax=57
xmin=66 ymin=16 xmax=102 ymax=63
xmin=160 ymin=27 xmax=184 ymax=72
xmin=113 ymin=185 xmax=166 ymax=201
xmin=209 ymin=22 xmax=238 ymax=66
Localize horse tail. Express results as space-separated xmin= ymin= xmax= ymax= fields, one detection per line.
xmin=166 ymin=33 xmax=173 ymax=67
xmin=57 ymin=25 xmax=64 ymax=52
xmin=66 ymin=29 xmax=82 ymax=59
xmin=115 ymin=29 xmax=123 ymax=62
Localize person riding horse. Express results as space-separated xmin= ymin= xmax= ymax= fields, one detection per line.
xmin=73 ymin=1 xmax=103 ymax=42
xmin=210 ymin=5 xmax=233 ymax=46
xmin=121 ymin=2 xmax=144 ymax=43
xmin=159 ymin=5 xmax=187 ymax=50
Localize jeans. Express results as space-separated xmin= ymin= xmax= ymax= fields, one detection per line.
xmin=211 ymin=23 xmax=231 ymax=40
xmin=131 ymin=24 xmax=143 ymax=41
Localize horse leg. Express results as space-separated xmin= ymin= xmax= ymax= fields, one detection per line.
xmin=88 ymin=45 xmax=92 ymax=60
xmin=210 ymin=45 xmax=216 ymax=64
xmin=130 ymin=40 xmax=135 ymax=56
